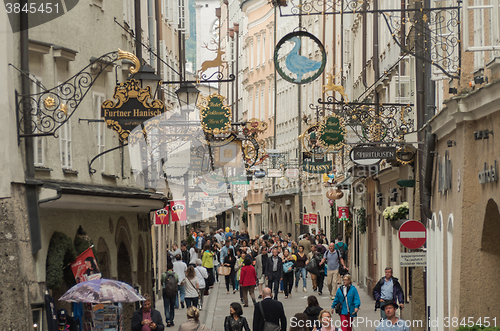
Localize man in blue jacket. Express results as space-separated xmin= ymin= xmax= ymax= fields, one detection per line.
xmin=373 ymin=267 xmax=404 ymax=319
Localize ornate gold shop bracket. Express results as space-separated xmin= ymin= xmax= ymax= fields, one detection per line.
xmin=16 ymin=49 xmax=140 ymax=138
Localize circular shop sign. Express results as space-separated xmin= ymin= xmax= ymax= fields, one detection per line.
xmin=254 ymin=170 xmax=266 ymax=178
xmin=349 ymin=148 xmax=382 ymax=166
xmin=274 ymin=31 xmax=327 ymax=84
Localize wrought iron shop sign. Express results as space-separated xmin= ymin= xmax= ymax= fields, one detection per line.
xmin=352 ymin=146 xmax=396 ymax=160
xmin=101 ymin=79 xmax=165 ymax=141
xmin=199 ymin=94 xmax=232 ymax=134
xmin=317 ymin=115 xmax=345 ymax=149
xmin=302 ymin=162 xmax=333 ymax=173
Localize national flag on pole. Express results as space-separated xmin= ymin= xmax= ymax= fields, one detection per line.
xmin=170 ymin=200 xmax=187 ymax=222
xmin=155 ymin=208 xmax=170 ymax=225
xmin=71 ymin=247 xmax=101 ymax=283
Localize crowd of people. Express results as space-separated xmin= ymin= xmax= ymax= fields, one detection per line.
xmin=147 ymin=227 xmax=406 ymax=331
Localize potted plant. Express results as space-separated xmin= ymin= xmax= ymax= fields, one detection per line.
xmin=383 ymin=202 xmax=409 ymax=230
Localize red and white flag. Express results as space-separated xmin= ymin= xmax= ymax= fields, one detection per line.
xmin=155 ymin=208 xmax=170 ymax=225
xmin=71 ymin=247 xmax=101 ymax=283
xmin=170 ymin=200 xmax=187 ymax=222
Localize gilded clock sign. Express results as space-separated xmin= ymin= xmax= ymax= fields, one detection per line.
xmin=101 ymin=79 xmax=165 ymax=141
xmin=198 ymin=94 xmax=232 ymax=134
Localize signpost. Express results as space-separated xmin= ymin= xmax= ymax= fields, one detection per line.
xmin=399 ymin=252 xmax=426 ymax=267
xmin=398 ymin=220 xmax=427 ymax=249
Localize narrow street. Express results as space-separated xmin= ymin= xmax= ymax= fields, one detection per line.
xmin=156 ymin=276 xmax=381 ymax=331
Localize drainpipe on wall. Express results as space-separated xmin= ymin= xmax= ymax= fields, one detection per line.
xmin=148 ymin=0 xmax=155 ymax=67
xmin=21 ymin=0 xmax=42 ymax=254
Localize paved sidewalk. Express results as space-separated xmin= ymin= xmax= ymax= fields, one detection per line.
xmin=155 ymin=275 xmax=380 ymax=331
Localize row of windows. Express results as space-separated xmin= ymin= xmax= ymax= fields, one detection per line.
xmin=32 ymin=77 xmax=107 ymax=172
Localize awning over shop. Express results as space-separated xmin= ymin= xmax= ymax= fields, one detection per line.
xmin=38 ymin=180 xmax=165 ymax=212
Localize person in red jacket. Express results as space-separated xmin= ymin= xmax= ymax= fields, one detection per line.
xmin=239 ymin=255 xmax=257 ymax=307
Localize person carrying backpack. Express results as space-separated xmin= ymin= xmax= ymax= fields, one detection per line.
xmin=161 ymin=261 xmax=179 ymax=327
xmin=335 ymin=235 xmax=348 ymax=267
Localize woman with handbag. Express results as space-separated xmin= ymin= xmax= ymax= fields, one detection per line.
xmin=224 ymin=302 xmax=250 ymax=331
xmin=282 ymin=249 xmax=295 ymax=299
xmin=331 ymin=274 xmax=360 ymax=331
xmin=223 ymin=248 xmax=237 ymax=294
xmin=183 ymin=266 xmax=200 ymax=308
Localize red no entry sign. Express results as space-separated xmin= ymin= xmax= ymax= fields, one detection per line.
xmin=398 ymin=220 xmax=427 ymax=249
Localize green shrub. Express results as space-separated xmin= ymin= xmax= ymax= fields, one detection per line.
xmin=46 ymin=232 xmax=77 ymax=289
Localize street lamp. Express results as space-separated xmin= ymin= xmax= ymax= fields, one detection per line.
xmin=130 ymin=63 xmax=162 ymax=97
xmin=175 ymin=82 xmax=200 ymax=119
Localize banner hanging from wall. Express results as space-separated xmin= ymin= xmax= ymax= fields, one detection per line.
xmin=338 ymin=207 xmax=349 ymax=221
xmin=303 ymin=214 xmax=310 ymax=225
xmin=155 ymin=208 xmax=170 ymax=225
xmin=170 ymin=200 xmax=187 ymax=222
xmin=71 ymin=247 xmax=102 ymax=284
xmin=309 ymin=213 xmax=318 ymax=225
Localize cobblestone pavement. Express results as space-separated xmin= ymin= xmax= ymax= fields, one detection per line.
xmin=155 ymin=275 xmax=381 ymax=331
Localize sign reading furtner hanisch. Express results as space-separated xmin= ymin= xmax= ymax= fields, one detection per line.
xmin=199 ymin=94 xmax=232 ymax=134
xmin=101 ymin=79 xmax=165 ymax=141
xmin=352 ymin=146 xmax=397 ymax=160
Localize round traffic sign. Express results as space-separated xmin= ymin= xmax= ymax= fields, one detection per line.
xmin=398 ymin=220 xmax=427 ymax=249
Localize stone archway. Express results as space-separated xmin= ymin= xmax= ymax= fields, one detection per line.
xmin=96 ymin=237 xmax=111 ymax=279
xmin=475 ymin=199 xmax=500 ymax=318
xmin=117 ymin=241 xmax=134 ymax=331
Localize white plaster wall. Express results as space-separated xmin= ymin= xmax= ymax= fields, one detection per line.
xmin=0 ymin=9 xmax=25 ymax=198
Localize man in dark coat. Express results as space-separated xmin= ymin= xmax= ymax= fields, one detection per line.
xmin=373 ymin=267 xmax=405 ymax=319
xmin=265 ymin=247 xmax=283 ymax=300
xmin=131 ymin=294 xmax=164 ymax=331
xmin=253 ymin=287 xmax=287 ymax=331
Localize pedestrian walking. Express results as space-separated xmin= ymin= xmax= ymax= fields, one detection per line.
xmin=195 ymin=259 xmax=208 ymax=311
xmin=331 ymin=275 xmax=360 ymax=331
xmin=213 ymin=243 xmax=221 ymax=282
xmin=290 ymin=312 xmax=310 ymax=331
xmin=173 ymin=254 xmax=187 ymax=309
xmin=161 ymin=261 xmax=178 ymax=327
xmin=282 ymin=248 xmax=295 ymax=299
xmin=304 ymin=295 xmax=323 ymax=330
xmin=223 ymin=248 xmax=237 ymax=294
xmin=308 ymin=245 xmax=319 ymax=292
xmin=320 ymin=242 xmax=346 ymax=300
xmin=131 ymin=294 xmax=165 ymax=331
xmin=315 ymin=245 xmax=326 ymax=295
xmin=224 ymin=302 xmax=250 ymax=331
xmin=177 ymin=306 xmax=211 ymax=331
xmin=183 ymin=266 xmax=200 ymax=308
xmin=295 ymin=245 xmax=308 ymax=293
xmin=252 ymin=287 xmax=287 ymax=331
xmin=239 ymin=255 xmax=257 ymax=307
xmin=201 ymin=244 xmax=215 ymax=288
xmin=375 ymin=301 xmax=409 ymax=331
xmin=335 ymin=235 xmax=348 ymax=267
xmin=299 ymin=233 xmax=312 ymax=256
xmin=254 ymin=246 xmax=268 ymax=299
xmin=373 ymin=267 xmax=404 ymax=319
xmin=189 ymin=244 xmax=199 ymax=267
xmin=265 ymin=247 xmax=283 ymax=300
xmin=312 ymin=310 xmax=335 ymax=331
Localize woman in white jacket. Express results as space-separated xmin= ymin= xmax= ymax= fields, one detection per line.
xmin=195 ymin=259 xmax=209 ymax=310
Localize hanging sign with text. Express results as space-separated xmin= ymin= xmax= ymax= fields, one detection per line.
xmin=302 ymin=162 xmax=333 ymax=173
xmin=199 ymin=94 xmax=232 ymax=134
xmin=352 ymin=146 xmax=396 ymax=160
xmin=309 ymin=213 xmax=318 ymax=225
xmin=317 ymin=115 xmax=345 ymax=149
xmin=101 ymin=79 xmax=165 ymax=141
